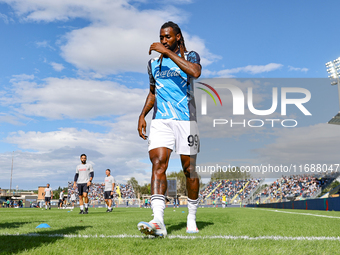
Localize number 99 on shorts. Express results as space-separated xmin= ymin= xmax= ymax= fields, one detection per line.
xmin=187 ymin=134 xmax=199 ymax=147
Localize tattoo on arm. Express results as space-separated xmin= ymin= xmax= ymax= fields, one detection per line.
xmin=166 ymin=51 xmax=201 ymax=78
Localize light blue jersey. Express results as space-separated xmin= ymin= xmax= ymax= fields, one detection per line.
xmin=148 ymin=51 xmax=200 ymax=121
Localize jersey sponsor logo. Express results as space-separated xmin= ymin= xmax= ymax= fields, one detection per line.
xmin=79 ymin=168 xmax=87 ymax=171
xmin=154 ymin=67 xmax=181 ymax=79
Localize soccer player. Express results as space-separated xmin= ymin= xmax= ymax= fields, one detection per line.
xmin=137 ymin=21 xmax=201 ymax=238
xmin=104 ymin=169 xmax=115 ymax=212
xmin=71 ymin=191 xmax=76 ymax=208
xmin=43 ymin=183 xmax=53 ymax=210
xmin=73 ymin=154 xmax=94 ymax=214
xmin=58 ymin=189 xmax=65 ymax=209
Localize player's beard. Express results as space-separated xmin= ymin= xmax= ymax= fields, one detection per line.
xmin=168 ymin=41 xmax=179 ymax=53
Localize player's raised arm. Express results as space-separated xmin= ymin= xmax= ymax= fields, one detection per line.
xmin=149 ymin=42 xmax=201 ymax=78
xmin=138 ymin=85 xmax=155 ymax=140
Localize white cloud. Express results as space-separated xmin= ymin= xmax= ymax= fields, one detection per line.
xmin=0 ymin=113 xmax=23 ymax=125
xmin=1 ymin=76 xmax=147 ymax=119
xmin=50 ymin=62 xmax=65 ymax=72
xmin=288 ymin=65 xmax=308 ymax=72
xmin=0 ymin=73 xmax=155 ymax=188
xmin=183 ymin=32 xmax=221 ymax=67
xmin=1 ymin=112 xmax=153 ymax=188
xmin=204 ymin=63 xmax=283 ymax=77
xmin=2 ymin=0 xmax=218 ymax=74
xmin=9 ymin=74 xmax=34 ymax=83
xmin=35 ymin=40 xmax=56 ymax=51
xmin=0 ymin=12 xmax=9 ymax=24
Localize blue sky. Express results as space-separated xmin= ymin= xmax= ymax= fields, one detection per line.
xmin=0 ymin=0 xmax=340 ymax=190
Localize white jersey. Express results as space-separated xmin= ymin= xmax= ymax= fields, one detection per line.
xmin=104 ymin=175 xmax=115 ymax=192
xmin=44 ymin=187 xmax=52 ymax=197
xmin=71 ymin=193 xmax=76 ymax=201
xmin=59 ymin=191 xmax=64 ymax=200
xmin=76 ymin=163 xmax=94 ymax=184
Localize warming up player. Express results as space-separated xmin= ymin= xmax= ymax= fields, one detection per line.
xmin=137 ymin=21 xmax=201 ymax=238
xmin=71 ymin=191 xmax=76 ymax=208
xmin=58 ymin=189 xmax=65 ymax=209
xmin=104 ymin=169 xmax=115 ymax=212
xmin=73 ymin=154 xmax=94 ymax=214
xmin=43 ymin=183 xmax=53 ymax=210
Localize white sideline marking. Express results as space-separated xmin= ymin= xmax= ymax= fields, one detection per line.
xmin=250 ymin=208 xmax=340 ymax=219
xmin=0 ymin=233 xmax=340 ymax=241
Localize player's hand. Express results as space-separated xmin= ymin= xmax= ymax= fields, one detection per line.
xmin=73 ymin=183 xmax=76 ymax=189
xmin=87 ymin=181 xmax=91 ymax=187
xmin=138 ymin=115 xmax=147 ymax=140
xmin=149 ymin=42 xmax=169 ymax=55
xmin=111 ymin=191 xmax=113 ymax=195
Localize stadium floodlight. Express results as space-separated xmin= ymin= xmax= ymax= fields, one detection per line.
xmin=325 ymin=57 xmax=340 ymax=125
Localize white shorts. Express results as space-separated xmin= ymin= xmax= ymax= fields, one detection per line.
xmin=148 ymin=119 xmax=200 ymax=155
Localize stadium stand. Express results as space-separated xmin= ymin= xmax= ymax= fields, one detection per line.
xmin=253 ymin=172 xmax=340 ymax=203
xmin=199 ymin=178 xmax=263 ymax=204
xmin=199 ymin=172 xmax=340 ymax=205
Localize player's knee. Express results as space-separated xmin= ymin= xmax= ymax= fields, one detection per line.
xmin=151 ymin=158 xmax=168 ymax=175
xmin=183 ymin=165 xmax=197 ymax=178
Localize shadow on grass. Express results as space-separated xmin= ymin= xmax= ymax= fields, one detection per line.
xmin=0 ymin=221 xmax=40 ymax=229
xmin=0 ymin=226 xmax=90 ymax=254
xmin=167 ymin=221 xmax=214 ymax=234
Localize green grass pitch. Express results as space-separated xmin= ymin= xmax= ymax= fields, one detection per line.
xmin=1 ymin=206 xmax=340 ymax=254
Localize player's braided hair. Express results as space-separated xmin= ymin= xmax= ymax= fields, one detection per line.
xmin=158 ymin=21 xmax=187 ymax=72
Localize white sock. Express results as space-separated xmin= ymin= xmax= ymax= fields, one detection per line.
xmin=80 ymin=205 xmax=84 ymax=211
xmin=84 ymin=203 xmax=88 ymax=209
xmin=187 ymin=198 xmax=199 ymax=222
xmin=151 ymin=195 xmax=165 ymax=226
xmin=108 ymin=207 xmax=111 ymax=210
xmin=45 ymin=205 xmax=47 ymax=210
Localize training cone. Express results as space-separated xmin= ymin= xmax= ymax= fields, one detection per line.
xmin=36 ymin=223 xmax=51 ymax=228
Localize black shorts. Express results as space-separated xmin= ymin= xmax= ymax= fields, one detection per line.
xmin=104 ymin=191 xmax=113 ymax=199
xmin=59 ymin=199 xmax=63 ymax=204
xmin=77 ymin=183 xmax=89 ymax=196
xmin=45 ymin=197 xmax=51 ymax=202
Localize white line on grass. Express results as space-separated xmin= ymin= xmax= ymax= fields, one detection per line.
xmin=249 ymin=208 xmax=340 ymax=219
xmin=1 ymin=233 xmax=340 ymax=241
